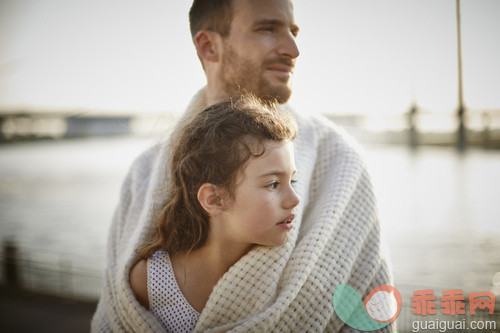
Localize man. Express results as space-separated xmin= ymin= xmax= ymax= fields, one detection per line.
xmin=92 ymin=0 xmax=395 ymax=332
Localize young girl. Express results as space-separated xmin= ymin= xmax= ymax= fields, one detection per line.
xmin=129 ymin=95 xmax=300 ymax=332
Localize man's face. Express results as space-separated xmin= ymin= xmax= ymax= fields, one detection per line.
xmin=219 ymin=0 xmax=299 ymax=103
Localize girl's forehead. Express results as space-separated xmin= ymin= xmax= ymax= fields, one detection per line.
xmin=243 ymin=141 xmax=295 ymax=176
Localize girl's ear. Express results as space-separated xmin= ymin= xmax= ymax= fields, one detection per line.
xmin=193 ymin=30 xmax=221 ymax=63
xmin=197 ymin=183 xmax=225 ymax=215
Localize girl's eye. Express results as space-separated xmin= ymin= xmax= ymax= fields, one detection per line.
xmin=291 ymin=179 xmax=298 ymax=187
xmin=267 ymin=181 xmax=279 ymax=190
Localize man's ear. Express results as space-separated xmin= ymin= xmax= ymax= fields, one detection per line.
xmin=197 ymin=183 xmax=225 ymax=215
xmin=193 ymin=30 xmax=221 ymax=63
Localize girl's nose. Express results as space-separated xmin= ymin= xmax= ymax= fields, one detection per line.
xmin=285 ymin=187 xmax=300 ymax=209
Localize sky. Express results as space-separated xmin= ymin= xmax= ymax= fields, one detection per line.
xmin=0 ymin=0 xmax=499 ymax=116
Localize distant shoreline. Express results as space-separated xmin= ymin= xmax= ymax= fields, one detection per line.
xmin=1 ymin=111 xmax=500 ymax=149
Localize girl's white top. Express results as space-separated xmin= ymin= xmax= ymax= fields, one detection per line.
xmin=148 ymin=250 xmax=200 ymax=333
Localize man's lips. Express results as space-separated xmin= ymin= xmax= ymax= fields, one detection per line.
xmin=265 ymin=59 xmax=295 ymax=77
xmin=267 ymin=64 xmax=293 ymax=75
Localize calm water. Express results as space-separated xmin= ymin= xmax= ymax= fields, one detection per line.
xmin=0 ymin=137 xmax=154 ymax=272
xmin=364 ymin=145 xmax=500 ymax=297
xmin=0 ymin=137 xmax=499 ymax=300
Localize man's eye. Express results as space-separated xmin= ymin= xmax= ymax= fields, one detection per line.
xmin=259 ymin=26 xmax=274 ymax=32
xmin=267 ymin=181 xmax=279 ymax=189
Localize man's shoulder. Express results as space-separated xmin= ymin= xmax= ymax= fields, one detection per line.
xmin=123 ymin=141 xmax=164 ymax=191
xmin=285 ymin=105 xmax=344 ymax=135
xmin=289 ymin=107 xmax=359 ymax=146
xmin=130 ymin=142 xmax=162 ymax=171
xmin=286 ymin=106 xmax=369 ymax=171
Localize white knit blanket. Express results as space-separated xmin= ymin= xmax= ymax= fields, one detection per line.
xmin=91 ymin=88 xmax=394 ymax=332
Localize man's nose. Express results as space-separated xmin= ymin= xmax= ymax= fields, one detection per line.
xmin=277 ymin=32 xmax=300 ymax=60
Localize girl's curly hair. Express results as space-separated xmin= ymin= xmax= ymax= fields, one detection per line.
xmin=139 ymin=94 xmax=297 ymax=258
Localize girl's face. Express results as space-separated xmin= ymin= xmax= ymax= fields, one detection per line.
xmin=219 ymin=140 xmax=300 ymax=248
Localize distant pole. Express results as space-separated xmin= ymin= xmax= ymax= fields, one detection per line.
xmin=3 ymin=241 xmax=20 ymax=289
xmin=408 ymin=102 xmax=418 ymax=149
xmin=456 ymin=0 xmax=466 ymax=151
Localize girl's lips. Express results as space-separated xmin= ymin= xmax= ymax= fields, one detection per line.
xmin=277 ymin=214 xmax=295 ymax=230
xmin=277 ymin=213 xmax=295 ymax=225
xmin=277 ymin=222 xmax=293 ymax=230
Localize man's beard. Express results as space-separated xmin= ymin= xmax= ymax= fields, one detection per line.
xmin=220 ymin=43 xmax=293 ymax=104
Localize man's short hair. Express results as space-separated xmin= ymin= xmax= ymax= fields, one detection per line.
xmin=189 ymin=0 xmax=234 ymax=38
